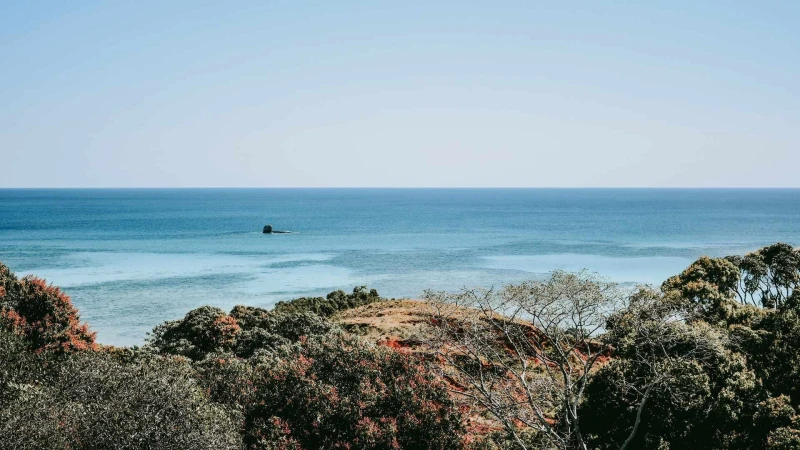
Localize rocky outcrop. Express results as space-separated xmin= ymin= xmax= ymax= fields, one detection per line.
xmin=263 ymin=224 xmax=291 ymax=234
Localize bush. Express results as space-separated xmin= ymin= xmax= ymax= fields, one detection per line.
xmin=148 ymin=306 xmax=240 ymax=360
xmin=272 ymin=286 xmax=382 ymax=317
xmin=150 ymin=304 xmax=336 ymax=360
xmin=230 ymin=306 xmax=335 ymax=343
xmin=195 ymin=352 xmax=258 ymax=412
xmin=0 ymin=347 xmax=240 ymax=450
xmin=243 ymin=331 xmax=466 ymax=450
xmin=0 ymin=331 xmax=50 ymax=410
xmin=0 ymin=262 xmax=96 ymax=353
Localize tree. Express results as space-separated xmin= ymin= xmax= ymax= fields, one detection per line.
xmin=581 ymin=288 xmax=762 ymax=450
xmin=732 ymin=291 xmax=800 ymax=409
xmin=424 ymin=271 xmax=720 ymax=450
xmin=663 ymin=243 xmax=800 ymax=317
xmin=663 ymin=244 xmax=800 ymax=409
xmin=423 ymin=271 xmax=617 ymax=449
xmin=730 ymin=243 xmax=800 ymax=309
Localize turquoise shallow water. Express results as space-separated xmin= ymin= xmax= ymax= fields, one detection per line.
xmin=1 ymin=188 xmax=799 ymax=346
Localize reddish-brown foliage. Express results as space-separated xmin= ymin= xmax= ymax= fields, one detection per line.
xmin=245 ymin=332 xmax=467 ymax=450
xmin=0 ymin=307 xmax=26 ymax=330
xmin=379 ymin=337 xmax=413 ymax=351
xmin=0 ymin=262 xmax=96 ymax=353
xmin=211 ymin=314 xmax=241 ymax=347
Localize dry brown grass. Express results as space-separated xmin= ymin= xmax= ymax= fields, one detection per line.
xmin=333 ymin=299 xmax=433 ymax=343
xmin=334 ymin=298 xmax=610 ymax=440
xmin=333 ymin=299 xmax=516 ymax=437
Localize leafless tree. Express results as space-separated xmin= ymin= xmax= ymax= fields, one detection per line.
xmin=422 ymin=270 xmax=720 ymax=450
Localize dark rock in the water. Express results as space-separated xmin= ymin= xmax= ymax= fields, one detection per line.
xmin=263 ymin=224 xmax=291 ymax=234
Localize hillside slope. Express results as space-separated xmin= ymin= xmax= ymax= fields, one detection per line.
xmin=334 ymin=299 xmax=433 ymax=348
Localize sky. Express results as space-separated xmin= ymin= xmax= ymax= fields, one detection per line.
xmin=1 ymin=1 xmax=798 ymax=188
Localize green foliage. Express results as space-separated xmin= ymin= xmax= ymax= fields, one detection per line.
xmin=731 ymin=292 xmax=800 ymax=409
xmin=583 ymin=291 xmax=741 ymax=450
xmin=272 ymin=285 xmax=382 ymax=317
xmin=663 ymin=243 xmax=800 ymax=321
xmin=582 ymin=343 xmax=763 ymax=449
xmin=147 ymin=289 xmax=362 ymax=361
xmin=661 ymin=255 xmax=741 ymax=322
xmin=191 ymin=333 xmax=469 ymax=450
xmin=0 ymin=331 xmax=49 ymax=410
xmin=147 ymin=306 xmax=240 ymax=360
xmin=230 ymin=305 xmax=335 ymax=343
xmin=0 ymin=338 xmax=240 ymax=450
xmin=195 ymin=352 xmax=258 ymax=412
xmin=663 ymin=245 xmax=800 ymax=407
xmin=731 ymin=243 xmax=800 ymax=309
xmin=149 ymin=303 xmax=335 ymax=360
xmin=767 ymin=427 xmax=800 ymax=450
xmin=582 ymin=243 xmax=800 ymax=450
xmin=242 ymin=331 xmax=466 ymax=450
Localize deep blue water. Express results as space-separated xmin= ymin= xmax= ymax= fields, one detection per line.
xmin=1 ymin=188 xmax=799 ymax=346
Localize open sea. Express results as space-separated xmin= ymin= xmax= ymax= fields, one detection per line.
xmin=1 ymin=188 xmax=799 ymax=346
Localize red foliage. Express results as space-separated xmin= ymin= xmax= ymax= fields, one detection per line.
xmin=379 ymin=337 xmax=412 ymax=352
xmin=0 ymin=265 xmax=96 ymax=353
xmin=245 ymin=333 xmax=467 ymax=449
xmin=211 ymin=314 xmax=240 ymax=347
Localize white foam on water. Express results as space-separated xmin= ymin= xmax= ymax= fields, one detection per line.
xmin=20 ymin=251 xmax=337 ymax=287
xmin=482 ymin=254 xmax=693 ymax=285
xmin=239 ymin=264 xmax=359 ymax=295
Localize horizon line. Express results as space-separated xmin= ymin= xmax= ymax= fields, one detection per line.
xmin=1 ymin=186 xmax=800 ymax=190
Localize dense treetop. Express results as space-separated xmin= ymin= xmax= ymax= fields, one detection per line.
xmin=272 ymin=286 xmax=383 ymax=317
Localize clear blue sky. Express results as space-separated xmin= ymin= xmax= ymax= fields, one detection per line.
xmin=2 ymin=1 xmax=798 ymax=187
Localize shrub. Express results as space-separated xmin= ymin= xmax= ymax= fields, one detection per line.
xmin=272 ymin=286 xmax=382 ymax=317
xmin=229 ymin=305 xmax=335 ymax=342
xmin=0 ymin=349 xmax=240 ymax=450
xmin=0 ymin=262 xmax=96 ymax=353
xmin=151 ymin=304 xmax=336 ymax=360
xmin=244 ymin=331 xmax=466 ymax=450
xmin=148 ymin=306 xmax=240 ymax=360
xmin=0 ymin=331 xmax=50 ymax=410
xmin=195 ymin=352 xmax=258 ymax=412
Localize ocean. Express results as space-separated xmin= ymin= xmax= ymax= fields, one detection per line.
xmin=1 ymin=188 xmax=798 ymax=346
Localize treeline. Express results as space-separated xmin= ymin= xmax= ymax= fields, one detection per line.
xmin=2 ymin=243 xmax=800 ymax=449
xmin=424 ymin=243 xmax=800 ymax=450
xmin=272 ymin=286 xmax=382 ymax=317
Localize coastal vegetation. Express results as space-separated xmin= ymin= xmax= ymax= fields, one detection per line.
xmin=272 ymin=286 xmax=382 ymax=317
xmin=2 ymin=243 xmax=800 ymax=449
